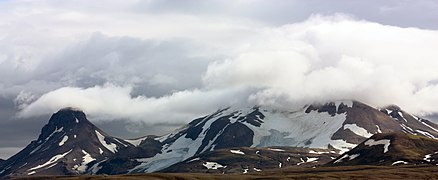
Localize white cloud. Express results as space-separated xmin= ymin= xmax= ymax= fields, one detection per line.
xmin=203 ymin=15 xmax=438 ymax=115
xmin=17 ymin=84 xmax=250 ymax=124
xmin=18 ymin=15 xmax=438 ymax=124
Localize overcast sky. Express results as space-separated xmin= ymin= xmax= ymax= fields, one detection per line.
xmin=1 ymin=0 xmax=438 ymax=159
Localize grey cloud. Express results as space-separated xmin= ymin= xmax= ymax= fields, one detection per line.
xmin=134 ymin=0 xmax=438 ymax=29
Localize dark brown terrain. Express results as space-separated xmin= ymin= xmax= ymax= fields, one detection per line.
xmin=11 ymin=165 xmax=438 ymax=179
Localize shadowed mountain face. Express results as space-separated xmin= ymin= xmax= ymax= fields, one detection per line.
xmin=330 ymin=132 xmax=438 ymax=166
xmin=2 ymin=101 xmax=438 ymax=177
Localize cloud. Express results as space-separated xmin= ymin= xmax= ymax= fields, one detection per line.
xmin=203 ymin=15 xmax=438 ymax=115
xmin=18 ymin=15 xmax=438 ymax=124
xmin=3 ymin=0 xmax=438 ymax=160
xmin=17 ymin=84 xmax=250 ymax=124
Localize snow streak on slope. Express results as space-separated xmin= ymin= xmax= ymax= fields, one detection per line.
xmin=129 ymin=109 xmax=235 ymax=173
xmin=73 ymin=150 xmax=96 ymax=173
xmin=95 ymin=130 xmax=118 ymax=153
xmin=28 ymin=150 xmax=72 ymax=171
xmin=344 ymin=124 xmax=373 ymax=138
xmin=364 ymin=139 xmax=391 ymax=153
xmin=58 ymin=135 xmax=68 ymax=146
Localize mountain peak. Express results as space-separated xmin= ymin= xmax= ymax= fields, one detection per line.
xmin=381 ymin=105 xmax=401 ymax=111
xmin=0 ymin=108 xmax=137 ymax=177
xmin=47 ymin=107 xmax=88 ymax=128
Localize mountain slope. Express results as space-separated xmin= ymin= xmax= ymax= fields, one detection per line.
xmin=162 ymin=146 xmax=338 ymax=174
xmin=330 ymin=132 xmax=438 ymax=166
xmin=120 ymin=101 xmax=438 ymax=173
xmin=2 ymin=100 xmax=438 ymax=177
xmin=0 ymin=108 xmax=137 ymax=177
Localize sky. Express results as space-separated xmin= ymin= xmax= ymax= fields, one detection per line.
xmin=0 ymin=0 xmax=438 ymax=159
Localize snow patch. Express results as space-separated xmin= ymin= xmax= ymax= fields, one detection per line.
xmin=243 ymin=168 xmax=249 ymax=174
xmin=27 ymin=171 xmax=36 ymax=175
xmin=29 ymin=149 xmax=72 ymax=171
xmin=58 ymin=135 xmax=68 ymax=146
xmin=343 ymin=124 xmax=373 ymax=138
xmin=45 ymin=127 xmax=64 ymax=141
xmin=398 ymin=112 xmax=407 ymax=122
xmin=376 ymin=125 xmax=382 ymax=133
xmin=278 ymin=162 xmax=282 ymax=168
xmin=253 ymin=167 xmax=262 ymax=172
xmin=307 ymin=157 xmax=318 ymax=163
xmin=349 ymin=154 xmax=360 ymax=160
xmin=187 ymin=158 xmax=200 ymax=163
xmin=73 ymin=150 xmax=96 ymax=173
xmin=424 ymin=154 xmax=432 ymax=162
xmin=392 ymin=161 xmax=408 ymax=165
xmin=333 ymin=154 xmax=349 ymax=164
xmin=125 ymin=137 xmax=148 ymax=147
xmin=203 ymin=162 xmax=225 ymax=170
xmin=416 ymin=130 xmax=436 ymax=139
xmin=230 ymin=149 xmax=245 ymax=155
xmin=268 ymin=148 xmax=285 ymax=152
xmin=246 ymin=106 xmax=355 ymax=153
xmin=420 ymin=120 xmax=438 ymax=133
xmin=95 ymin=130 xmax=118 ymax=153
xmin=297 ymin=157 xmax=319 ymax=165
xmin=364 ymin=139 xmax=391 ymax=153
xmin=309 ymin=150 xmax=329 ymax=154
xmin=329 ymin=139 xmax=356 ymax=154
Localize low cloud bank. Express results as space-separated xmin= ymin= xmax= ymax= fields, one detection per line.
xmin=18 ymin=15 xmax=438 ymax=123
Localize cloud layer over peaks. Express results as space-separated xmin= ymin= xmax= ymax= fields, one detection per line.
xmin=18 ymin=15 xmax=438 ymax=124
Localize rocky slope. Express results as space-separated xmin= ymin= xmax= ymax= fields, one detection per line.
xmin=330 ymin=132 xmax=438 ymax=166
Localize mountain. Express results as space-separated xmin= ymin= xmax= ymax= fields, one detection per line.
xmin=2 ymin=100 xmax=438 ymax=177
xmin=162 ymin=147 xmax=338 ymax=174
xmin=330 ymin=132 xmax=438 ymax=166
xmin=97 ymin=101 xmax=438 ymax=174
xmin=0 ymin=108 xmax=139 ymax=177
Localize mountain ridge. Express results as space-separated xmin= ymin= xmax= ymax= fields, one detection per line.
xmin=2 ymin=100 xmax=438 ymax=177
xmin=330 ymin=132 xmax=438 ymax=166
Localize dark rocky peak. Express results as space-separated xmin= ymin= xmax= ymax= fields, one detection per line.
xmin=379 ymin=105 xmax=404 ymax=119
xmin=48 ymin=107 xmax=88 ymax=127
xmin=37 ymin=107 xmax=92 ymax=142
xmin=382 ymin=105 xmax=401 ymax=111
xmin=305 ymin=101 xmax=352 ymax=116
